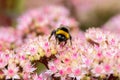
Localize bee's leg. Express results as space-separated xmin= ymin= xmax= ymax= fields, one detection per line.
xmin=55 ymin=38 xmax=58 ymax=45
xmin=64 ymin=41 xmax=67 ymax=46
xmin=70 ymin=35 xmax=72 ymax=45
xmin=58 ymin=41 xmax=61 ymax=45
xmin=49 ymin=30 xmax=56 ymax=40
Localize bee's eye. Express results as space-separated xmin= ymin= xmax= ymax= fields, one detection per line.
xmin=57 ymin=35 xmax=62 ymax=38
xmin=57 ymin=35 xmax=66 ymax=40
xmin=61 ymin=36 xmax=65 ymax=39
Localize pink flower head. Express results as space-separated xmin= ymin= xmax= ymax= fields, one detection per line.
xmin=102 ymin=14 xmax=120 ymax=33
xmin=97 ymin=51 xmax=103 ymax=58
xmin=0 ymin=27 xmax=22 ymax=50
xmin=91 ymin=65 xmax=104 ymax=77
xmin=33 ymin=74 xmax=43 ymax=80
xmin=3 ymin=64 xmax=20 ymax=79
xmin=73 ymin=68 xmax=81 ymax=76
xmin=23 ymin=62 xmax=36 ymax=73
xmin=48 ymin=62 xmax=57 ymax=73
xmin=104 ymin=64 xmax=111 ymax=73
xmin=0 ymin=52 xmax=8 ymax=68
xmin=22 ymin=72 xmax=31 ymax=80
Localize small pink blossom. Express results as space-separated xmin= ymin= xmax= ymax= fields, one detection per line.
xmin=33 ymin=74 xmax=43 ymax=80
xmin=95 ymin=66 xmax=103 ymax=74
xmin=104 ymin=64 xmax=111 ymax=72
xmin=97 ymin=52 xmax=103 ymax=58
xmin=23 ymin=72 xmax=31 ymax=80
xmin=59 ymin=70 xmax=65 ymax=76
xmin=23 ymin=62 xmax=36 ymax=73
xmin=74 ymin=68 xmax=81 ymax=76
xmin=0 ymin=53 xmax=7 ymax=68
xmin=66 ymin=67 xmax=72 ymax=74
xmin=3 ymin=64 xmax=20 ymax=79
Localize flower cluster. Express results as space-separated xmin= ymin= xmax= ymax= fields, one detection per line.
xmin=0 ymin=50 xmax=36 ymax=80
xmin=0 ymin=5 xmax=79 ymax=80
xmin=1 ymin=27 xmax=120 ymax=79
xmin=17 ymin=5 xmax=78 ymax=39
xmin=44 ymin=28 xmax=120 ymax=79
xmin=0 ymin=27 xmax=22 ymax=51
xmin=102 ymin=14 xmax=120 ymax=33
xmin=16 ymin=36 xmax=58 ymax=61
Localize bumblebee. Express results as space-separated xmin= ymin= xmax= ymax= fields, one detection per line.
xmin=49 ymin=25 xmax=72 ymax=46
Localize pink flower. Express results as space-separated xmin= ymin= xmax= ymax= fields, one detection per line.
xmin=102 ymin=14 xmax=120 ymax=33
xmin=48 ymin=62 xmax=57 ymax=73
xmin=72 ymin=53 xmax=78 ymax=59
xmin=91 ymin=65 xmax=104 ymax=77
xmin=63 ymin=58 xmax=71 ymax=64
xmin=73 ymin=68 xmax=81 ymax=76
xmin=33 ymin=74 xmax=43 ymax=80
xmin=84 ymin=58 xmax=91 ymax=66
xmin=49 ymin=65 xmax=57 ymax=73
xmin=0 ymin=27 xmax=22 ymax=50
xmin=95 ymin=66 xmax=103 ymax=74
xmin=104 ymin=64 xmax=111 ymax=73
xmin=23 ymin=72 xmax=31 ymax=80
xmin=97 ymin=51 xmax=103 ymax=58
xmin=23 ymin=62 xmax=36 ymax=73
xmin=59 ymin=69 xmax=65 ymax=76
xmin=3 ymin=64 xmax=20 ymax=79
xmin=66 ymin=67 xmax=72 ymax=74
xmin=28 ymin=44 xmax=38 ymax=55
xmin=0 ymin=52 xmax=8 ymax=68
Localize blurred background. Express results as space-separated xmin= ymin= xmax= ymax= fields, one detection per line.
xmin=0 ymin=0 xmax=120 ymax=30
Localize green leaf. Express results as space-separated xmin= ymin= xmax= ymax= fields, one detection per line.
xmin=35 ymin=62 xmax=47 ymax=74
